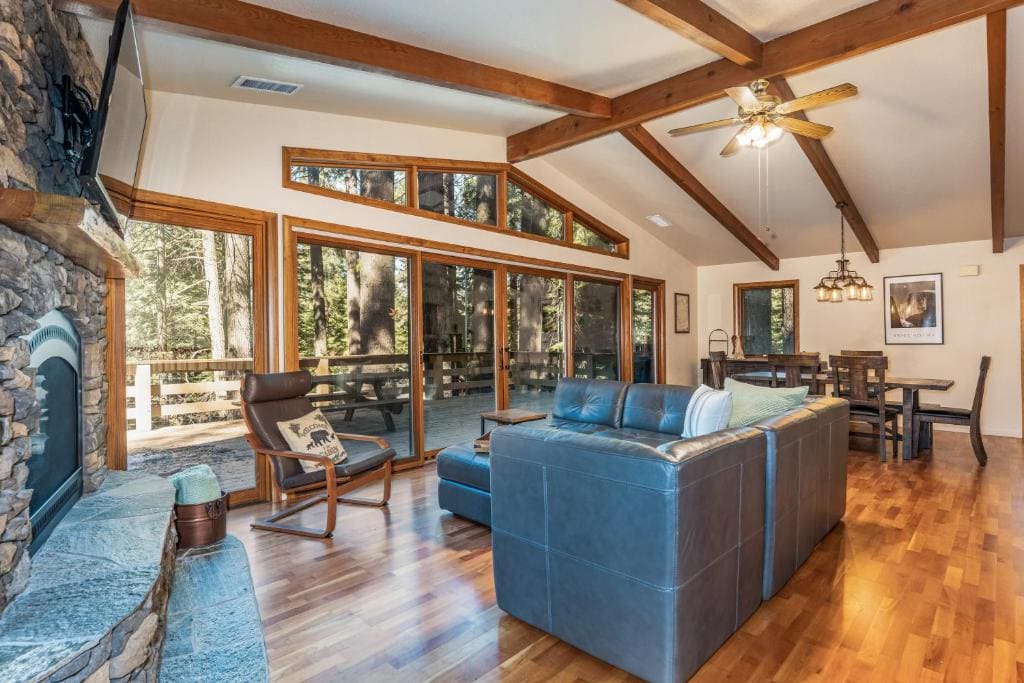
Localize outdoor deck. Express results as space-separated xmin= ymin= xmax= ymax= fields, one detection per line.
xmin=127 ymin=391 xmax=555 ymax=491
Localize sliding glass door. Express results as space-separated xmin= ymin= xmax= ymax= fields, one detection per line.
xmin=294 ymin=240 xmax=416 ymax=464
xmin=506 ymin=270 xmax=565 ymax=414
xmin=285 ymin=225 xmax=662 ymax=465
xmin=573 ymin=278 xmax=621 ymax=380
xmin=421 ymin=259 xmax=498 ymax=452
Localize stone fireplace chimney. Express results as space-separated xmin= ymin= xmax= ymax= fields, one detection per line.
xmin=0 ymin=0 xmax=110 ymax=611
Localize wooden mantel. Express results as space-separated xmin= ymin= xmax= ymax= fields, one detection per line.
xmin=0 ymin=188 xmax=137 ymax=278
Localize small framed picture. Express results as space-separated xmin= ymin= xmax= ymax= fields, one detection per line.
xmin=884 ymin=273 xmax=943 ymax=345
xmin=674 ymin=293 xmax=690 ymax=334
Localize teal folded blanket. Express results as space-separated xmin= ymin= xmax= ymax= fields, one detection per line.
xmin=168 ymin=464 xmax=222 ymax=505
xmin=725 ymin=377 xmax=809 ymax=428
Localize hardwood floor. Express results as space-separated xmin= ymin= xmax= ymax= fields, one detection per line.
xmin=227 ymin=431 xmax=1024 ymax=682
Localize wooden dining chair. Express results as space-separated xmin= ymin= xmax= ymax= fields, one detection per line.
xmin=829 ymin=355 xmax=899 ymax=461
xmin=766 ymin=353 xmax=821 ymax=393
xmin=708 ymin=350 xmax=727 ymax=389
xmin=913 ymin=356 xmax=990 ymax=466
xmin=240 ymin=370 xmax=396 ymax=538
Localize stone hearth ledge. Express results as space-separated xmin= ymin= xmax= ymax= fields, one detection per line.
xmin=0 ymin=471 xmax=176 ymax=681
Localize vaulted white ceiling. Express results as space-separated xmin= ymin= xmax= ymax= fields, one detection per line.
xmin=77 ymin=0 xmax=1023 ymax=266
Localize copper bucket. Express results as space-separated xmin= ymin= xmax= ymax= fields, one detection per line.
xmin=175 ymin=491 xmax=228 ymax=549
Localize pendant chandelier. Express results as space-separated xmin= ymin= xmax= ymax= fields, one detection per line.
xmin=814 ymin=202 xmax=873 ymax=302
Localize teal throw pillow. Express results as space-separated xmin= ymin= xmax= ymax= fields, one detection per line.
xmin=725 ymin=377 xmax=809 ymax=428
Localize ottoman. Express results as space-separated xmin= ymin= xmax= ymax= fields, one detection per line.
xmin=437 ymin=442 xmax=492 ymax=526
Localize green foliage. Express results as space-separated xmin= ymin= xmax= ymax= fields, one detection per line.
xmin=507 ymin=181 xmax=563 ymax=239
xmin=296 ymin=244 xmax=409 ymax=358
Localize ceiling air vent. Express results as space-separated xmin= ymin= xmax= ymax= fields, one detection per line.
xmin=231 ymin=75 xmax=303 ymax=95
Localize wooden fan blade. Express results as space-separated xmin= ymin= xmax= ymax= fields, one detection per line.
xmin=775 ymin=83 xmax=858 ymax=115
xmin=775 ymin=116 xmax=833 ymax=139
xmin=725 ymin=86 xmax=758 ymax=110
xmin=668 ymin=118 xmax=741 ymax=137
xmin=720 ymin=128 xmax=745 ymax=156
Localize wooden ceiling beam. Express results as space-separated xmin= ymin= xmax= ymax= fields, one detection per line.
xmin=620 ymin=125 xmax=779 ymax=269
xmin=987 ymin=10 xmax=1006 ymax=253
xmin=614 ymin=0 xmax=761 ymax=66
xmin=768 ymin=79 xmax=879 ymax=263
xmin=509 ymin=0 xmax=1024 ymax=161
xmin=55 ymin=0 xmax=612 ymax=118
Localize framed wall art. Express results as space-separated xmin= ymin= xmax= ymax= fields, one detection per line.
xmin=884 ymin=273 xmax=943 ymax=345
xmin=674 ymin=293 xmax=690 ymax=334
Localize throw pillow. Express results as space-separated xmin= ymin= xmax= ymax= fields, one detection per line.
xmin=682 ymin=384 xmax=733 ymax=438
xmin=725 ymin=378 xmax=809 ymax=428
xmin=276 ymin=409 xmax=348 ymax=474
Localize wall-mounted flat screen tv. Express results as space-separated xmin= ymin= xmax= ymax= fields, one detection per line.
xmin=78 ymin=0 xmax=147 ymax=231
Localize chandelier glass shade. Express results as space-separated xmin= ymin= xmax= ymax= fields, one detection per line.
xmin=814 ymin=203 xmax=873 ymax=303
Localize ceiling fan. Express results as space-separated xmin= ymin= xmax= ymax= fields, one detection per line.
xmin=668 ymin=78 xmax=858 ymax=156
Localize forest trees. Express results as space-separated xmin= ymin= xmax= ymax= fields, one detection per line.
xmin=125 ymin=221 xmax=253 ymax=361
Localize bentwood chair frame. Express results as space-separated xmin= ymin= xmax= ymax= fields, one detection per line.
xmin=766 ymin=353 xmax=822 ymax=393
xmin=913 ymin=356 xmax=990 ymax=465
xmin=241 ymin=371 xmax=394 ymax=538
xmin=829 ymin=354 xmax=900 ymax=461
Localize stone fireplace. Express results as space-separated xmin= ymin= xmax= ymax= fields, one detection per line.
xmin=0 ymin=0 xmax=109 ymax=610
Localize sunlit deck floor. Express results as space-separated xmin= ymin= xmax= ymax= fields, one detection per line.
xmin=127 ymin=391 xmax=555 ymax=491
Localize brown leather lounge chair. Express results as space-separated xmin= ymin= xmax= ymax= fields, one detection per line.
xmin=240 ymin=370 xmax=396 ymax=538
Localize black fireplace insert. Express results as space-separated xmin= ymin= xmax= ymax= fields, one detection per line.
xmin=25 ymin=311 xmax=83 ymax=554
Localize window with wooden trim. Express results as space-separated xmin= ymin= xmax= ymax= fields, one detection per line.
xmin=506 ymin=180 xmax=564 ymax=239
xmin=734 ymin=280 xmax=799 ymax=356
xmin=283 ymin=147 xmax=629 ymax=258
xmin=418 ymin=171 xmax=498 ymax=225
xmin=572 ymin=220 xmax=616 ymax=253
xmin=290 ymin=164 xmax=407 ymax=205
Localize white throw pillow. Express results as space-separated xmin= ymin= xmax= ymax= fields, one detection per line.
xmin=277 ymin=409 xmax=348 ymax=474
xmin=682 ymin=384 xmax=733 ymax=438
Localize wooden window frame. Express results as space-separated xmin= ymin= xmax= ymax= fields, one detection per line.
xmin=631 ymin=278 xmax=666 ymax=384
xmin=282 ymin=147 xmax=629 ymax=259
xmin=733 ymin=279 xmax=800 ymax=357
xmin=117 ymin=189 xmax=278 ymax=506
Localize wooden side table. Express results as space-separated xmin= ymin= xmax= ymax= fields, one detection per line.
xmin=479 ymin=408 xmax=548 ymax=435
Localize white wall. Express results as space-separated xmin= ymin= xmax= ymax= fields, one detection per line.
xmin=698 ymin=239 xmax=1023 ymax=437
xmin=137 ymin=91 xmax=699 ymax=383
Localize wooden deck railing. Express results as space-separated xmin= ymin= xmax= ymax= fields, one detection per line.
xmin=127 ymin=352 xmax=572 ymax=432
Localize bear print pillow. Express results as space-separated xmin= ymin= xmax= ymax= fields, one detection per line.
xmin=276 ymin=409 xmax=348 ymax=474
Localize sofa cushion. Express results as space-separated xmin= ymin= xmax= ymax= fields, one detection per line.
xmin=726 ymin=378 xmax=809 ymax=428
xmin=682 ymin=385 xmax=732 ymax=438
xmin=437 ymin=443 xmax=492 ymax=492
xmin=621 ymin=383 xmax=696 ymax=434
xmin=545 ymin=417 xmax=615 ymax=434
xmin=593 ymin=427 xmax=682 ymax=450
xmin=552 ymin=378 xmax=629 ymax=428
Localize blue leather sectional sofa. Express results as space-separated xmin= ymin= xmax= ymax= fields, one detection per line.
xmin=437 ymin=378 xmax=849 ymax=682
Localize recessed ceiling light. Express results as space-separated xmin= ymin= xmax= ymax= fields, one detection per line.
xmin=646 ymin=214 xmax=672 ymax=228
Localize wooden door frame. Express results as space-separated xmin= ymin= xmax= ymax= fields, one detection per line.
xmin=632 ymin=277 xmax=667 ymax=384
xmin=505 ymin=265 xmax=572 ymax=391
xmin=569 ymin=273 xmax=628 ymax=381
xmin=282 ymin=226 xmax=426 ymax=470
xmin=122 ymin=189 xmax=277 ymax=506
xmin=418 ymin=252 xmax=505 ymax=457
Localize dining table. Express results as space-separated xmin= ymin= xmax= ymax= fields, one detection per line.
xmin=731 ymin=371 xmax=955 ymax=460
